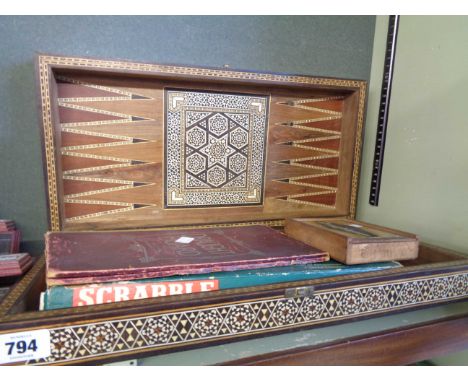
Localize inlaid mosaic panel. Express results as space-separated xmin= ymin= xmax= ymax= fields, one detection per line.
xmin=165 ymin=90 xmax=269 ymax=208
xmin=24 ymin=271 xmax=468 ymax=365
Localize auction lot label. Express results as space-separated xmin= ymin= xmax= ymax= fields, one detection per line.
xmin=0 ymin=329 xmax=50 ymax=364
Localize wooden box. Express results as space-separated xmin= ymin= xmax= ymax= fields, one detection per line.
xmin=285 ymin=218 xmax=419 ymax=264
xmin=0 ymin=54 xmax=466 ymax=365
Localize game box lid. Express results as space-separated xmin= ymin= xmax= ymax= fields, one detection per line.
xmin=36 ymin=54 xmax=366 ymax=232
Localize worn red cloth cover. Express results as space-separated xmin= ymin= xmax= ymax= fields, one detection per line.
xmin=46 ymin=226 xmax=329 ymax=286
xmin=0 ymin=253 xmax=33 ymax=277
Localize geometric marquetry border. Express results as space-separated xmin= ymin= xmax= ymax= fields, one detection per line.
xmin=165 ymin=89 xmax=269 ymax=208
xmin=24 ymin=271 xmax=467 ymax=365
xmin=37 ymin=54 xmax=366 ymax=231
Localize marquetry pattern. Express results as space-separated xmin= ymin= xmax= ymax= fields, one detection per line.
xmin=349 ymin=82 xmax=367 ymax=218
xmin=55 ymin=76 xmax=157 ymax=222
xmin=272 ymin=97 xmax=343 ymax=209
xmin=165 ymin=90 xmax=268 ymax=208
xmin=38 ymin=55 xmax=367 ymax=229
xmin=24 ymin=271 xmax=468 ymax=365
xmin=55 ymin=75 xmax=151 ymax=102
xmin=41 ymin=56 xmax=365 ymax=88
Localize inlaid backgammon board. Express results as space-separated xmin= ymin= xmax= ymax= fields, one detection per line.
xmin=0 ymin=54 xmax=466 ymax=365
xmin=37 ymin=55 xmax=363 ymax=231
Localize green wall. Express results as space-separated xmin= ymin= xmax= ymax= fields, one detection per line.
xmin=0 ymin=16 xmax=376 ymax=253
xmin=357 ymin=16 xmax=468 ymax=365
xmin=357 ymin=15 xmax=468 ymax=254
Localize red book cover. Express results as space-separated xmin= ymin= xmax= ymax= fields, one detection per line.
xmin=0 ymin=253 xmax=33 ymax=277
xmin=0 ymin=231 xmax=21 ymax=254
xmin=0 ymin=220 xmax=16 ymax=231
xmin=46 ymin=226 xmax=329 ymax=285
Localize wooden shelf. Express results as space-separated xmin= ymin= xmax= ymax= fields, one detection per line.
xmin=218 ymin=313 xmax=468 ymax=365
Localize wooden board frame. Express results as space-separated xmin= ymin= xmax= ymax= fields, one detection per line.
xmin=36 ymin=53 xmax=367 ymax=231
xmin=0 ymin=243 xmax=467 ymax=365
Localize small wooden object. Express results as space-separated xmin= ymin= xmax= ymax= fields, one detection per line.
xmin=285 ymin=218 xmax=419 ymax=264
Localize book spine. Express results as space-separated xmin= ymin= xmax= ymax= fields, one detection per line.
xmin=42 ymin=261 xmax=401 ymax=310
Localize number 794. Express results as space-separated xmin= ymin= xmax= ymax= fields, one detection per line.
xmin=5 ymin=339 xmax=38 ymax=355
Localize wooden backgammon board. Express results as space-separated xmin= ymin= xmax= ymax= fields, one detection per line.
xmin=0 ymin=54 xmax=466 ymax=365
